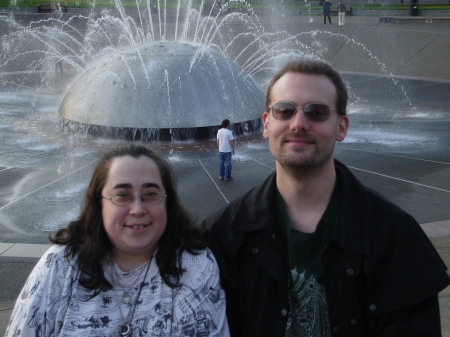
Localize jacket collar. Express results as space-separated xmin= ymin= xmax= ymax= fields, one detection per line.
xmin=229 ymin=160 xmax=371 ymax=254
xmin=229 ymin=172 xmax=278 ymax=233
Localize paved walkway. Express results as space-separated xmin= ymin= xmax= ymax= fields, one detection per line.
xmin=2 ymin=220 xmax=449 ymax=259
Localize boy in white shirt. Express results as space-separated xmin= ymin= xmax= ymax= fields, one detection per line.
xmin=217 ymin=119 xmax=235 ymax=181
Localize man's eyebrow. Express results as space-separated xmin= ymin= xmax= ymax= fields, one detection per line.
xmin=112 ymin=182 xmax=161 ymax=189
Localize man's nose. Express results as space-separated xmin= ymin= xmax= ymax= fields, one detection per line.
xmin=290 ymin=109 xmax=310 ymax=131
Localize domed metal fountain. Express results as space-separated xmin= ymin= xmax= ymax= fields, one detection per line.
xmin=59 ymin=41 xmax=264 ymax=140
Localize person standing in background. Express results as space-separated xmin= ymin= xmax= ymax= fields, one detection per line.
xmin=323 ymin=0 xmax=332 ymax=24
xmin=337 ymin=0 xmax=347 ymax=26
xmin=217 ymin=119 xmax=235 ymax=181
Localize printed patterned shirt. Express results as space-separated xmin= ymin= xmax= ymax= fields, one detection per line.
xmin=6 ymin=245 xmax=229 ymax=337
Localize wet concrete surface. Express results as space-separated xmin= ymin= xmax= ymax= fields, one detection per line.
xmin=1 ymin=75 xmax=448 ymax=240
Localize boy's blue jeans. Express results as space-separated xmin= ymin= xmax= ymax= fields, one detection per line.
xmin=219 ymin=152 xmax=232 ymax=179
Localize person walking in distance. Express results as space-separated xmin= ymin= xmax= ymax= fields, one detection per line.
xmin=323 ymin=0 xmax=332 ymax=24
xmin=204 ymin=59 xmax=450 ymax=337
xmin=217 ymin=119 xmax=235 ymax=181
xmin=337 ymin=0 xmax=347 ymax=26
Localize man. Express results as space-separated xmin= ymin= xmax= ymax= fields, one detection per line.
xmin=204 ymin=59 xmax=450 ymax=336
xmin=217 ymin=119 xmax=235 ymax=181
xmin=323 ymin=0 xmax=332 ymax=24
xmin=337 ymin=0 xmax=347 ymax=26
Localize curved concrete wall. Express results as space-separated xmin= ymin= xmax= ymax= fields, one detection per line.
xmin=327 ymin=25 xmax=450 ymax=82
xmin=261 ymin=18 xmax=450 ymax=82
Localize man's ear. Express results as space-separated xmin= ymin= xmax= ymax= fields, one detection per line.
xmin=336 ymin=115 xmax=349 ymax=142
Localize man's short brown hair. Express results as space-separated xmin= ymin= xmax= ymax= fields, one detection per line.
xmin=265 ymin=59 xmax=348 ymax=116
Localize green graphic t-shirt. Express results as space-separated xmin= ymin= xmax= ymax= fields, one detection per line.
xmin=276 ymin=181 xmax=341 ymax=337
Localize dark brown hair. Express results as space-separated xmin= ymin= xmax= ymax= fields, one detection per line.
xmin=51 ymin=143 xmax=207 ymax=296
xmin=265 ymin=58 xmax=348 ymax=116
xmin=221 ymin=119 xmax=230 ymax=128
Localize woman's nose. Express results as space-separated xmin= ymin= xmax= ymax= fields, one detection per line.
xmin=129 ymin=196 xmax=147 ymax=215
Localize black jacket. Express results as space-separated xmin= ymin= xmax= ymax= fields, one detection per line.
xmin=204 ymin=160 xmax=450 ymax=337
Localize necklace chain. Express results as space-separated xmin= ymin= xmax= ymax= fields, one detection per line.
xmin=111 ymin=259 xmax=151 ymax=337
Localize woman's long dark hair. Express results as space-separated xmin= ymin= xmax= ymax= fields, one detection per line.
xmin=51 ymin=143 xmax=208 ymax=296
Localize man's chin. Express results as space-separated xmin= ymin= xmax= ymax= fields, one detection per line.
xmin=277 ymin=155 xmax=315 ymax=169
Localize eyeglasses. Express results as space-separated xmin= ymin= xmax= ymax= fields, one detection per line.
xmin=267 ymin=101 xmax=335 ymax=122
xmin=103 ymin=192 xmax=167 ymax=206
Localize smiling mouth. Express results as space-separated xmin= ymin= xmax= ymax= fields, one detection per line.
xmin=287 ymin=138 xmax=313 ymax=145
xmin=284 ymin=133 xmax=315 ymax=145
xmin=126 ymin=224 xmax=148 ymax=230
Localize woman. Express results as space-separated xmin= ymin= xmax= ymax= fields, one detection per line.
xmin=6 ymin=144 xmax=229 ymax=337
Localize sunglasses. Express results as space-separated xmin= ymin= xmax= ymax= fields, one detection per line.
xmin=267 ymin=101 xmax=335 ymax=122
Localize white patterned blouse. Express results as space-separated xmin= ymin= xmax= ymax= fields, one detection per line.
xmin=6 ymin=244 xmax=229 ymax=337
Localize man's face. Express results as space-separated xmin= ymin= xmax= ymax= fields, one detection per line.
xmin=263 ymin=72 xmax=348 ymax=171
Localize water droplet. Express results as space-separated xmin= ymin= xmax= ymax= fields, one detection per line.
xmin=121 ymin=84 xmax=127 ymax=88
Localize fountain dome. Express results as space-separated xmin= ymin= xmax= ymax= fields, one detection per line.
xmin=59 ymin=41 xmax=264 ymax=140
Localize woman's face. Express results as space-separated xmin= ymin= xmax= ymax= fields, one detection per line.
xmin=101 ymin=155 xmax=167 ymax=265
